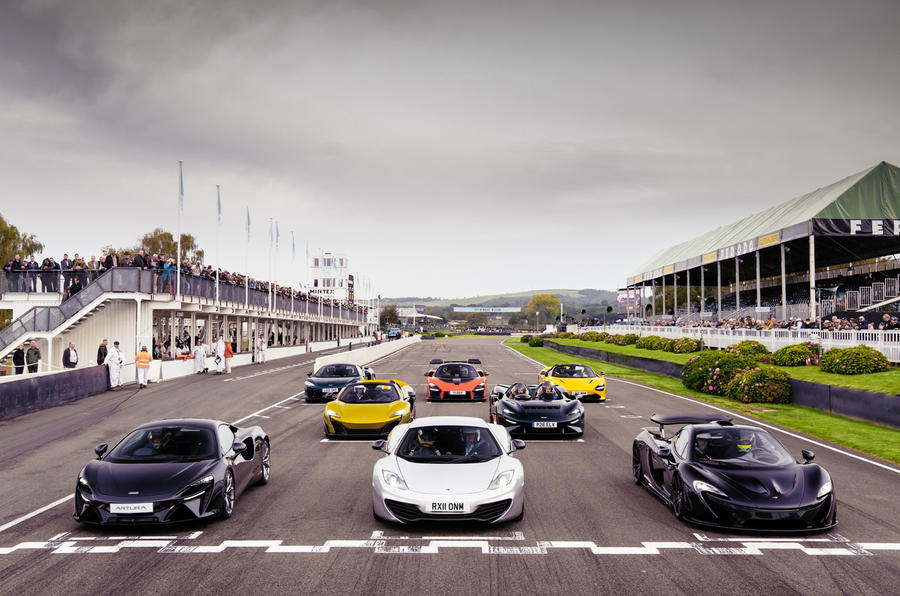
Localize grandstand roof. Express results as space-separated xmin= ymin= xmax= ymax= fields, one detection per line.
xmin=631 ymin=161 xmax=900 ymax=280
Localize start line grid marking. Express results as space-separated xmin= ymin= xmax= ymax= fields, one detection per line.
xmin=2 ymin=531 xmax=898 ymax=557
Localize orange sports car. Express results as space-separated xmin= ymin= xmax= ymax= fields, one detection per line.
xmin=424 ymin=358 xmax=488 ymax=401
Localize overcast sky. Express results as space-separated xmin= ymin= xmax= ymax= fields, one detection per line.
xmin=1 ymin=0 xmax=898 ymax=298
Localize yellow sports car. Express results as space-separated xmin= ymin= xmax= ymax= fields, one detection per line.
xmin=323 ymin=380 xmax=416 ymax=438
xmin=538 ymin=363 xmax=606 ymax=402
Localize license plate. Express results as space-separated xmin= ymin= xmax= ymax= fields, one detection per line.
xmin=430 ymin=502 xmax=466 ymax=513
xmin=110 ymin=502 xmax=153 ymax=514
xmin=323 ymin=388 xmax=339 ymax=394
xmin=449 ymin=390 xmax=466 ymax=396
xmin=573 ymin=392 xmax=587 ymax=397
xmin=533 ymin=421 xmax=557 ymax=428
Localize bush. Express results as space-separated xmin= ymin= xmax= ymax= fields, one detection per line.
xmin=725 ymin=340 xmax=769 ymax=360
xmin=771 ymin=343 xmax=818 ymax=367
xmin=670 ymin=337 xmax=702 ymax=353
xmin=603 ymin=334 xmax=622 ymax=345
xmin=635 ymin=335 xmax=662 ymax=350
xmin=659 ymin=338 xmax=677 ymax=352
xmin=725 ymin=366 xmax=792 ymax=404
xmin=434 ymin=332 xmax=445 ymax=338
xmin=622 ymin=333 xmax=639 ymax=345
xmin=819 ymin=345 xmax=891 ymax=375
xmin=580 ymin=331 xmax=602 ymax=342
xmin=681 ymin=351 xmax=755 ymax=396
xmin=597 ymin=332 xmax=610 ymax=342
xmin=528 ymin=337 xmax=544 ymax=347
xmin=520 ymin=335 xmax=532 ymax=343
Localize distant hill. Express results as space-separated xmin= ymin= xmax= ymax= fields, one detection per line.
xmin=384 ymin=289 xmax=617 ymax=308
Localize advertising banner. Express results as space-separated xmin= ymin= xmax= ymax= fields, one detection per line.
xmin=812 ymin=219 xmax=900 ymax=236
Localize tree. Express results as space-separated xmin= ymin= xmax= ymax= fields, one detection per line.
xmin=136 ymin=228 xmax=205 ymax=262
xmin=507 ymin=311 xmax=526 ymax=325
xmin=379 ymin=304 xmax=400 ymax=328
xmin=525 ymin=294 xmax=560 ymax=327
xmin=466 ymin=312 xmax=489 ymax=327
xmin=0 ymin=212 xmax=44 ymax=261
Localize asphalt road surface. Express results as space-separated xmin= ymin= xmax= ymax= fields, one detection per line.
xmin=1 ymin=337 xmax=898 ymax=595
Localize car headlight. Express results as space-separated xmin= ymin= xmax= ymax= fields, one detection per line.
xmin=693 ymin=480 xmax=727 ymax=497
xmin=569 ymin=407 xmax=583 ymax=417
xmin=325 ymin=409 xmax=340 ymax=419
xmin=475 ymin=383 xmax=485 ymax=391
xmin=428 ymin=383 xmax=438 ymax=390
xmin=595 ymin=383 xmax=605 ymax=391
xmin=389 ymin=410 xmax=405 ymax=419
xmin=181 ymin=475 xmax=215 ymax=500
xmin=817 ymin=481 xmax=832 ymax=499
xmin=489 ymin=470 xmax=515 ymax=490
xmin=305 ymin=381 xmax=315 ymax=388
xmin=78 ymin=476 xmax=93 ymax=495
xmin=381 ymin=470 xmax=408 ymax=490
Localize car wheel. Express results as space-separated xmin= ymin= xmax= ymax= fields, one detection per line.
xmin=258 ymin=441 xmax=270 ymax=485
xmin=218 ymin=470 xmax=235 ymax=520
xmin=632 ymin=444 xmax=643 ymax=485
xmin=671 ymin=474 xmax=687 ymax=520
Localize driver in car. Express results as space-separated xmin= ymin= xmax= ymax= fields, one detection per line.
xmin=351 ymin=384 xmax=367 ymax=401
xmin=510 ymin=383 xmax=529 ymax=398
xmin=134 ymin=431 xmax=169 ymax=456
xmin=408 ymin=428 xmax=442 ymax=457
xmin=694 ymin=434 xmax=713 ymax=460
xmin=461 ymin=428 xmax=489 ymax=457
xmin=735 ymin=431 xmax=757 ymax=456
xmin=537 ymin=381 xmax=557 ymax=401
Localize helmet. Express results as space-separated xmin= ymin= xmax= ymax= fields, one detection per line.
xmin=736 ymin=430 xmax=756 ymax=452
xmin=462 ymin=428 xmax=480 ymax=441
xmin=510 ymin=382 xmax=528 ymax=396
xmin=538 ymin=381 xmax=556 ymax=400
xmin=352 ymin=384 xmax=367 ymax=398
xmin=417 ymin=428 xmax=436 ymax=446
xmin=694 ymin=433 xmax=711 ymax=453
xmin=148 ymin=431 xmax=167 ymax=450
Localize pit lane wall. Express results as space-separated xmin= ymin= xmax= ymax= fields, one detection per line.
xmin=542 ymin=340 xmax=900 ymax=429
xmin=314 ymin=336 xmax=421 ymax=372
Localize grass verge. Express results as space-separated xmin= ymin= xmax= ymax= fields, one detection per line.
xmin=551 ymin=338 xmax=900 ymax=394
xmin=506 ymin=341 xmax=900 ymax=464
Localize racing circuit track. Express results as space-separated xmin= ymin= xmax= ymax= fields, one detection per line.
xmin=0 ymin=338 xmax=898 ymax=594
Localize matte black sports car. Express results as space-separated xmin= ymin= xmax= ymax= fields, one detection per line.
xmin=74 ymin=418 xmax=270 ymax=525
xmin=632 ymin=413 xmax=836 ymax=532
xmin=305 ymin=362 xmax=376 ymax=402
xmin=489 ymin=382 xmax=584 ymax=437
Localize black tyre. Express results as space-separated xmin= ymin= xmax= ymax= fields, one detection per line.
xmin=632 ymin=443 xmax=643 ymax=485
xmin=671 ymin=474 xmax=688 ymax=520
xmin=258 ymin=441 xmax=270 ymax=485
xmin=217 ymin=470 xmax=235 ymax=520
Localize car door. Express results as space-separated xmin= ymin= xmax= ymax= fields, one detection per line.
xmin=218 ymin=424 xmax=255 ymax=495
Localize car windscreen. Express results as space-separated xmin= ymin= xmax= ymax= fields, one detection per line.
xmin=397 ymin=425 xmax=502 ymax=462
xmin=339 ymin=383 xmax=400 ymax=403
xmin=107 ymin=426 xmax=217 ymax=462
xmin=315 ymin=364 xmax=359 ymax=378
xmin=691 ymin=428 xmax=794 ymax=466
xmin=434 ymin=363 xmax=478 ymax=379
xmin=552 ymin=364 xmax=596 ymax=378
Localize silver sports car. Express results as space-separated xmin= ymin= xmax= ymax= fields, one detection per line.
xmin=371 ymin=416 xmax=526 ymax=523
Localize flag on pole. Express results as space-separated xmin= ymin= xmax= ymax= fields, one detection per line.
xmin=178 ymin=161 xmax=184 ymax=213
xmin=246 ymin=207 xmax=251 ymax=241
xmin=268 ymin=219 xmax=273 ymax=246
xmin=291 ymin=231 xmax=295 ymax=259
xmin=216 ymin=186 xmax=222 ymax=226
xmin=276 ymin=222 xmax=280 ymax=249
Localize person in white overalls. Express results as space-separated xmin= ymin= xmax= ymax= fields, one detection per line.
xmin=193 ymin=340 xmax=208 ymax=374
xmin=104 ymin=341 xmax=125 ymax=390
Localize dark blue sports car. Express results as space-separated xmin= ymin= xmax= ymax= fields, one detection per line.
xmin=305 ymin=362 xmax=375 ymax=402
xmin=489 ymin=382 xmax=583 ymax=437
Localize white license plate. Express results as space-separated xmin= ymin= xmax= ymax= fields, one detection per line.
xmin=449 ymin=390 xmax=466 ymax=395
xmin=573 ymin=392 xmax=587 ymax=397
xmin=533 ymin=421 xmax=557 ymax=428
xmin=430 ymin=501 xmax=466 ymax=513
xmin=323 ymin=388 xmax=339 ymax=394
xmin=110 ymin=502 xmax=153 ymax=514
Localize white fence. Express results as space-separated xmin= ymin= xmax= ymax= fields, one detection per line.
xmin=574 ymin=325 xmax=900 ymax=363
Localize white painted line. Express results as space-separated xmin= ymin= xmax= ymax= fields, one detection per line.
xmin=620 ymin=415 xmax=643 ymax=419
xmin=230 ymin=392 xmax=304 ymax=425
xmin=0 ymin=496 xmax=73 ymax=534
xmin=609 ymin=377 xmax=900 ymax=475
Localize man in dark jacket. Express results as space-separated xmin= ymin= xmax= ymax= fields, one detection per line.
xmin=62 ymin=342 xmax=78 ymax=368
xmin=132 ymin=249 xmax=147 ymax=269
xmin=11 ymin=344 xmax=26 ymax=374
xmin=60 ymin=253 xmax=73 ymax=291
xmin=97 ymin=339 xmax=109 ymax=365
xmin=26 ymin=340 xmax=41 ymax=373
xmin=48 ymin=257 xmax=60 ymax=292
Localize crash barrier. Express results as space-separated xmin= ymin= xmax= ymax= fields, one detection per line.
xmin=574 ymin=325 xmax=900 ymax=363
xmin=314 ymin=336 xmax=421 ymax=372
xmin=543 ymin=341 xmax=683 ymax=379
xmin=541 ymin=340 xmax=900 ymax=429
xmin=0 ymin=365 xmax=108 ymax=421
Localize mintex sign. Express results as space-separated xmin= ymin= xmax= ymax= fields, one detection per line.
xmin=813 ymin=219 xmax=900 ymax=236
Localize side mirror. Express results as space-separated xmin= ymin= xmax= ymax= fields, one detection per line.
xmin=801 ymin=449 xmax=815 ymax=463
xmin=94 ymin=443 xmax=108 ymax=458
xmin=658 ymin=447 xmax=672 ymax=459
xmin=407 ymin=388 xmax=416 ymax=398
xmin=481 ymin=371 xmax=488 ymax=377
xmin=372 ymin=440 xmax=387 ymax=452
xmin=423 ymin=371 xmax=431 ymax=377
xmin=307 ymin=371 xmax=312 ymax=377
xmin=511 ymin=439 xmax=526 ymax=451
xmin=231 ymin=441 xmax=247 ymax=454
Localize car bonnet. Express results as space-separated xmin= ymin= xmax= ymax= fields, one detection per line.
xmin=396 ymin=458 xmax=501 ymax=494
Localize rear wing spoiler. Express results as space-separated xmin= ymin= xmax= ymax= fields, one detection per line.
xmin=649 ymin=413 xmax=732 ymax=431
xmin=429 ymin=359 xmax=444 ymax=365
xmin=467 ymin=358 xmax=482 ymax=364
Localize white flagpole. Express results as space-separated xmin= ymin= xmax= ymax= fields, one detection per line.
xmin=176 ymin=160 xmax=183 ymax=299
xmin=268 ymin=218 xmax=273 ymax=312
xmin=216 ymin=185 xmax=221 ymax=307
xmin=244 ymin=206 xmax=250 ymax=309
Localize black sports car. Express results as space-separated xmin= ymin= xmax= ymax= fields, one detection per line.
xmin=489 ymin=382 xmax=584 ymax=437
xmin=305 ymin=363 xmax=376 ymax=402
xmin=632 ymin=413 xmax=836 ymax=532
xmin=74 ymin=418 xmax=270 ymax=525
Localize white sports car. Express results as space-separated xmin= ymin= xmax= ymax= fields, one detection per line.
xmin=371 ymin=416 xmax=526 ymax=523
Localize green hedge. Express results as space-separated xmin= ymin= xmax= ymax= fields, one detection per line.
xmin=819 ymin=345 xmax=891 ymax=375
xmin=520 ymin=335 xmax=532 ymax=343
xmin=725 ymin=340 xmax=769 ymax=360
xmin=528 ymin=337 xmax=544 ymax=347
xmin=682 ymin=352 xmax=756 ymax=396
xmin=771 ymin=342 xmax=818 ymax=366
xmin=725 ymin=366 xmax=792 ymax=404
xmin=670 ymin=337 xmax=702 ymax=353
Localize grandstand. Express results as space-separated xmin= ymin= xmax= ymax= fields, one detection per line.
xmin=624 ymin=161 xmax=900 ymax=323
